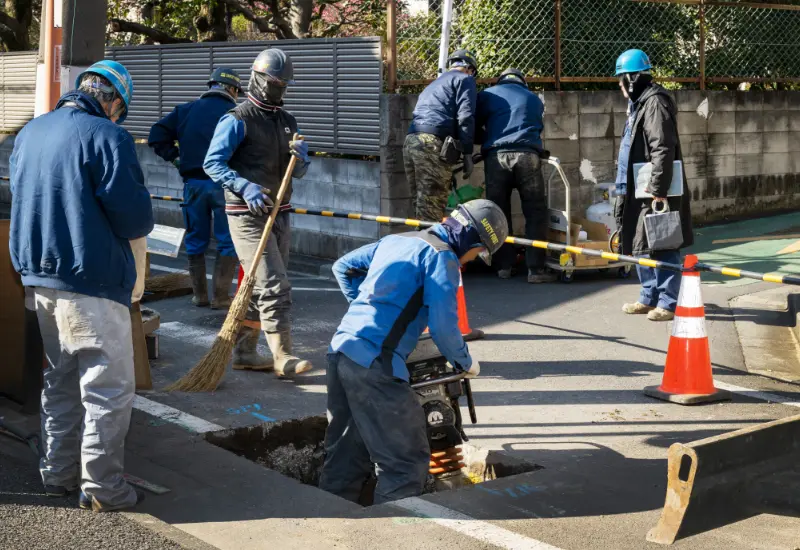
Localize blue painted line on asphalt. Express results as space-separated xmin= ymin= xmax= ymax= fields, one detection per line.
xmin=251 ymin=412 xmax=276 ymax=422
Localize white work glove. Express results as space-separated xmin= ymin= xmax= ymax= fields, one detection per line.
xmin=465 ymin=360 xmax=480 ymax=378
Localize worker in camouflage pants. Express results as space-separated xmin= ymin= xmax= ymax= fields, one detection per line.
xmin=404 ymin=50 xmax=478 ymax=222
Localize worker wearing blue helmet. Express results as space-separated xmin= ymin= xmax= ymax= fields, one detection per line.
xmin=613 ymin=49 xmax=693 ymax=322
xmin=9 ymin=59 xmax=153 ymax=511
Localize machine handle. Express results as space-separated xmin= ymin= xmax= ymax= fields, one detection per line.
xmin=410 ymin=371 xmax=468 ymax=389
xmin=464 ymin=379 xmax=477 ymax=424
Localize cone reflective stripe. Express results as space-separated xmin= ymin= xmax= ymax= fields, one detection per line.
xmin=644 ymin=255 xmax=730 ymax=405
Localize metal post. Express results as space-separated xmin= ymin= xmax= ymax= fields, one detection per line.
xmin=555 ymin=0 xmax=562 ymax=90
xmin=437 ymin=0 xmax=454 ymax=75
xmin=387 ymin=0 xmax=397 ymax=91
xmin=699 ymin=1 xmax=706 ymax=90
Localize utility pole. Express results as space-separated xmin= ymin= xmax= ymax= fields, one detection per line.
xmin=436 ymin=0 xmax=454 ymax=76
xmin=35 ymin=0 xmax=109 ymax=117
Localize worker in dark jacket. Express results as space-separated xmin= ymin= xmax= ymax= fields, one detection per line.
xmin=148 ymin=68 xmax=243 ymax=310
xmin=613 ymin=49 xmax=693 ymax=322
xmin=405 ymin=50 xmax=478 ymax=222
xmin=9 ymin=60 xmax=153 ymax=511
xmin=319 ymin=200 xmax=508 ymax=504
xmin=204 ymin=48 xmax=312 ymax=376
xmin=476 ymin=68 xmax=555 ymax=283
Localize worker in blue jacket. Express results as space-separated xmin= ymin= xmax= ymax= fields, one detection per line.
xmin=9 ymin=60 xmax=153 ymax=512
xmin=476 ymin=68 xmax=555 ymax=284
xmin=148 ymin=68 xmax=243 ymax=310
xmin=204 ymin=49 xmax=312 ymax=376
xmin=405 ymin=50 xmax=478 ymax=222
xmin=318 ymin=199 xmax=508 ymax=504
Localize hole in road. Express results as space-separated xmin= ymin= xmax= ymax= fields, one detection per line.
xmin=204 ymin=416 xmax=542 ymax=503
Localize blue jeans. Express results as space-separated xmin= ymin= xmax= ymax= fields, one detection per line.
xmin=318 ymin=352 xmax=430 ymax=504
xmin=182 ymin=178 xmax=235 ymax=257
xmin=636 ymin=250 xmax=682 ymax=311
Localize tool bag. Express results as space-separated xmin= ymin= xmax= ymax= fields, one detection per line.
xmin=644 ymin=200 xmax=683 ymax=251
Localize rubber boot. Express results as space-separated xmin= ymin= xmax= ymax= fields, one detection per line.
xmin=211 ymin=252 xmax=238 ymax=310
xmin=232 ymin=326 xmax=273 ymax=371
xmin=266 ymin=332 xmax=313 ymax=377
xmin=188 ymin=253 xmax=209 ymax=307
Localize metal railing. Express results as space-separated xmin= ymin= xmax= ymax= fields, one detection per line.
xmin=386 ymin=0 xmax=800 ymax=90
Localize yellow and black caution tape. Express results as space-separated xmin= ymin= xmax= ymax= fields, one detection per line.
xmin=150 ymin=194 xmax=183 ymax=202
xmin=289 ymin=207 xmax=800 ymax=287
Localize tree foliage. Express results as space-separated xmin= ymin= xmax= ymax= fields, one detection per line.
xmin=0 ymin=0 xmax=39 ymax=51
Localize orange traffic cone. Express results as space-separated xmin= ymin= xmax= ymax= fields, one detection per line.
xmin=423 ymin=270 xmax=484 ymax=342
xmin=236 ymin=265 xmax=244 ymax=291
xmin=644 ymin=255 xmax=730 ymax=405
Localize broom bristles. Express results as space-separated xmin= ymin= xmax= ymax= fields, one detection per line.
xmin=145 ymin=273 xmax=192 ymax=293
xmin=165 ymin=275 xmax=257 ymax=392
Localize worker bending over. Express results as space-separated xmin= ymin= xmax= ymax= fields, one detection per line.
xmin=148 ymin=67 xmax=243 ymax=309
xmin=9 ymin=61 xmax=153 ymax=511
xmin=204 ymin=48 xmax=312 ymax=376
xmin=405 ymin=50 xmax=479 ymax=222
xmin=476 ymin=68 xmax=554 ymax=283
xmin=319 ymin=199 xmax=508 ymax=503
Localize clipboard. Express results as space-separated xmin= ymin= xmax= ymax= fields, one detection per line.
xmin=633 ymin=160 xmax=684 ymax=199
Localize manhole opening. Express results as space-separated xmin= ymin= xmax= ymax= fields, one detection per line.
xmin=205 ymin=416 xmax=543 ymax=503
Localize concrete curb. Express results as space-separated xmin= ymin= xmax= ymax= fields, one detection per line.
xmin=122 ymin=511 xmax=220 ymax=550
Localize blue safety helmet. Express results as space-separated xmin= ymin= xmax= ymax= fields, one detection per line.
xmin=615 ymin=49 xmax=652 ymax=76
xmin=75 ymin=60 xmax=134 ymax=123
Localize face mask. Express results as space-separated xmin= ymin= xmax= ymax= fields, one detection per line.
xmin=265 ymin=82 xmax=287 ymax=104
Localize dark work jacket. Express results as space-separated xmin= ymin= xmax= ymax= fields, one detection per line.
xmin=475 ymin=80 xmax=544 ymax=155
xmin=226 ymin=101 xmax=299 ymax=207
xmin=614 ymin=84 xmax=693 ymax=256
xmin=148 ymin=90 xmax=237 ymax=180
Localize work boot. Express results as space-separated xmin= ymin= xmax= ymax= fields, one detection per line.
xmin=232 ymin=326 xmax=273 ymax=371
xmin=211 ymin=252 xmax=238 ymax=310
xmin=527 ymin=268 xmax=557 ymax=284
xmin=622 ymin=302 xmax=654 ymax=315
xmin=188 ymin=253 xmax=209 ymax=307
xmin=647 ymin=307 xmax=675 ymax=322
xmin=266 ymin=332 xmax=313 ymax=378
xmin=497 ymin=268 xmax=513 ymax=280
xmin=79 ymin=489 xmax=145 ymax=512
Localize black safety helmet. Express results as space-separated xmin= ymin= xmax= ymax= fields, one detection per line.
xmin=208 ymin=67 xmax=243 ymax=92
xmin=498 ymin=68 xmax=526 ymax=85
xmin=248 ymin=48 xmax=295 ymax=106
xmin=447 ymin=49 xmax=479 ymax=77
xmin=449 ymin=199 xmax=509 ymax=256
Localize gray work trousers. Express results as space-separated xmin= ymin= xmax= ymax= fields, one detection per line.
xmin=29 ymin=287 xmax=137 ymax=509
xmin=227 ymin=211 xmax=292 ymax=333
xmin=318 ymin=352 xmax=430 ymax=504
xmin=485 ymin=151 xmax=548 ymax=270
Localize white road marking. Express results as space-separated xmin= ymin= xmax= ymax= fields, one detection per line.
xmin=133 ymin=395 xmax=223 ymax=434
xmin=392 ymin=497 xmax=563 ymax=550
xmin=715 ymin=381 xmax=800 ymax=407
xmin=149 ymin=263 xmax=337 ymax=291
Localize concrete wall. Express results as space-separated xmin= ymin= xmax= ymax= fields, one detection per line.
xmin=381 ymin=90 xmax=800 ymax=227
xmin=0 ymin=135 xmax=380 ymax=260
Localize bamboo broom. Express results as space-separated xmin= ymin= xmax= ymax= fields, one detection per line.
xmin=166 ymin=135 xmax=302 ymax=392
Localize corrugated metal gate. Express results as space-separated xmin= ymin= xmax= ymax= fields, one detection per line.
xmin=0 ymin=52 xmax=37 ymax=133
xmin=106 ymin=37 xmax=382 ymax=155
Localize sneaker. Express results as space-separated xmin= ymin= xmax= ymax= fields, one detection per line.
xmin=497 ymin=268 xmax=513 ymax=280
xmin=79 ymin=489 xmax=145 ymax=512
xmin=622 ymin=302 xmax=655 ymax=315
xmin=44 ymin=484 xmax=78 ymax=498
xmin=647 ymin=307 xmax=675 ymax=322
xmin=527 ymin=269 xmax=557 ymax=284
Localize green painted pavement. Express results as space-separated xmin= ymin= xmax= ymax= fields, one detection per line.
xmin=687 ymin=212 xmax=800 ymax=286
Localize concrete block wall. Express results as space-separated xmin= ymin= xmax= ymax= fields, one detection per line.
xmin=0 ymin=136 xmax=379 ymax=260
xmin=382 ymin=90 xmax=800 ymax=229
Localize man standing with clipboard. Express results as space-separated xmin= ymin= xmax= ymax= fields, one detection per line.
xmin=613 ymin=49 xmax=693 ymax=322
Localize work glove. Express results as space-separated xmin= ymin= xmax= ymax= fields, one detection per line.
xmin=465 ymin=360 xmax=480 ymax=379
xmin=172 ymin=158 xmax=180 ymax=170
xmin=241 ymin=181 xmax=273 ymax=216
xmin=462 ymin=154 xmax=474 ymax=180
xmin=289 ymin=139 xmax=309 ymax=164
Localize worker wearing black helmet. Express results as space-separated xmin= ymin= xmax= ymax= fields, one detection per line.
xmin=204 ymin=48 xmax=313 ymax=377
xmin=148 ymin=67 xmax=244 ymax=309
xmin=475 ymin=68 xmax=555 ymax=283
xmin=405 ymin=49 xmax=479 ymax=222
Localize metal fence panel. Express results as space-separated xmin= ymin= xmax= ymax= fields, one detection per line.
xmin=0 ymin=52 xmax=37 ymax=133
xmin=106 ymin=37 xmax=381 ymax=154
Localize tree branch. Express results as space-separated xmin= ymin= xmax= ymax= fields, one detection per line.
xmin=0 ymin=12 xmax=26 ymax=51
xmin=109 ymin=18 xmax=192 ymax=44
xmin=0 ymin=11 xmax=26 ymax=37
xmin=217 ymin=0 xmax=277 ymax=35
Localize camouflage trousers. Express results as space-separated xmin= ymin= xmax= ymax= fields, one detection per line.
xmin=403 ymin=133 xmax=454 ymax=223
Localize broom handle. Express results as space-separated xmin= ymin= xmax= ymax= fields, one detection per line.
xmin=244 ymin=133 xmax=302 ymax=282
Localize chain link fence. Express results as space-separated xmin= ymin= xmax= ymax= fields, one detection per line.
xmin=391 ymin=0 xmax=800 ymax=87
